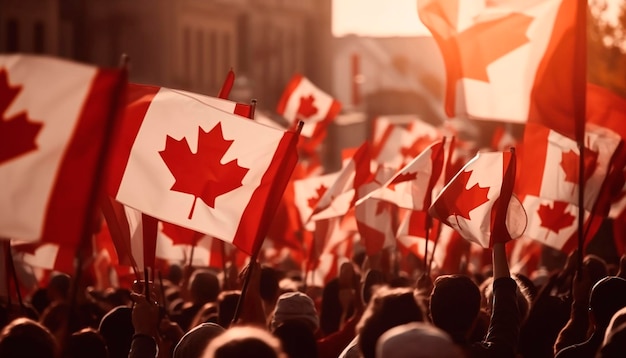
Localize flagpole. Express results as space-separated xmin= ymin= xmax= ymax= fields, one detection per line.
xmin=575 ymin=0 xmax=587 ymax=276
xmin=232 ymin=121 xmax=303 ymax=324
xmin=3 ymin=241 xmax=12 ymax=307
xmin=428 ymin=219 xmax=443 ymax=275
xmin=4 ymin=240 xmax=25 ymax=313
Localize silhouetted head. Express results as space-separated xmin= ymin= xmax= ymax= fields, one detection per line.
xmin=272 ymin=320 xmax=318 ymax=358
xmin=357 ymin=286 xmax=424 ymax=358
xmin=589 ymin=276 xmax=626 ymax=329
xmin=429 ymin=275 xmax=481 ymax=344
xmin=68 ymin=328 xmax=108 ymax=358
xmin=174 ymin=322 xmax=225 ymax=358
xmin=203 ymin=326 xmax=286 ymax=358
xmin=98 ymin=305 xmax=134 ymax=358
xmin=0 ymin=317 xmax=57 ymax=358
xmin=189 ymin=270 xmax=220 ymax=304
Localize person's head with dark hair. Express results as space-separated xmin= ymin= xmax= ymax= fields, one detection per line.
xmin=589 ymin=276 xmax=626 ymax=330
xmin=68 ymin=327 xmax=108 ymax=358
xmin=260 ymin=266 xmax=280 ymax=317
xmin=356 ymin=286 xmax=424 ymax=358
xmin=362 ymin=269 xmax=386 ymax=305
xmin=173 ymin=322 xmax=225 ymax=358
xmin=429 ymin=274 xmax=481 ymax=345
xmin=30 ymin=287 xmax=51 ymax=316
xmin=190 ymin=302 xmax=219 ymax=330
xmin=39 ymin=300 xmax=70 ymax=343
xmin=0 ymin=317 xmax=57 ymax=358
xmin=202 ymin=326 xmax=286 ymax=358
xmin=272 ymin=320 xmax=318 ymax=358
xmin=47 ymin=273 xmax=71 ymax=303
xmin=319 ymin=278 xmax=343 ymax=335
xmin=217 ymin=290 xmax=240 ymax=329
xmin=98 ymin=305 xmax=134 ymax=358
xmin=169 ymin=263 xmax=184 ymax=286
xmin=189 ymin=270 xmax=221 ymax=305
xmin=584 ymin=254 xmax=609 ymax=285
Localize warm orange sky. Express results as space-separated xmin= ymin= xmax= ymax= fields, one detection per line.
xmin=332 ymin=0 xmax=624 ymax=37
xmin=332 ymin=0 xmax=431 ymax=37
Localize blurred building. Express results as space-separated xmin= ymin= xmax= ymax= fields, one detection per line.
xmin=0 ymin=0 xmax=333 ymax=113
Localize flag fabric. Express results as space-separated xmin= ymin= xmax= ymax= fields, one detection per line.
xmin=357 ymin=140 xmax=446 ymax=211
xmin=129 ymin=83 xmax=253 ymax=119
xmin=355 ymin=166 xmax=398 ymax=256
xmin=276 ymin=73 xmax=342 ymax=138
xmin=429 ymin=150 xmax=526 ymax=248
xmin=517 ymin=122 xmax=622 ymax=213
xmin=0 ymin=54 xmax=126 ymax=246
xmin=586 ymin=84 xmax=626 ymax=220
xmin=370 ymin=115 xmax=443 ymax=168
xmin=294 ymin=172 xmax=341 ymax=231
xmin=418 ymin=0 xmax=585 ymax=141
xmin=107 ymin=85 xmax=300 ymax=255
xmin=308 ymin=142 xmax=372 ymax=222
xmin=520 ymin=195 xmax=602 ymax=252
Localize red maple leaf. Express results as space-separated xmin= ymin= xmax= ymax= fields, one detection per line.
xmin=421 ymin=0 xmax=533 ymax=115
xmin=307 ymin=184 xmax=327 ymax=209
xmin=432 ymin=170 xmax=490 ymax=221
xmin=159 ymin=122 xmax=249 ymax=219
xmin=297 ymin=95 xmax=318 ymax=119
xmin=537 ymin=201 xmax=575 ymax=234
xmin=560 ymin=148 xmax=598 ymax=184
xmin=0 ymin=69 xmax=43 ymax=164
xmin=388 ymin=172 xmax=417 ymax=191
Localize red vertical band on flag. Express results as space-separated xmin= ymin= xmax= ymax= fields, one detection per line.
xmin=107 ymin=84 xmax=160 ymax=196
xmin=276 ymin=74 xmax=304 ymax=114
xmin=232 ymin=131 xmax=299 ymax=255
xmin=42 ymin=69 xmax=125 ymax=247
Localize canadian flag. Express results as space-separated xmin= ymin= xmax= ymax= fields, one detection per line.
xmin=520 ymin=195 xmax=602 ymax=252
xmin=355 ymin=166 xmax=398 ymax=256
xmin=0 ymin=55 xmax=125 ymax=245
xmin=419 ymin=0 xmax=585 ymax=141
xmin=357 ymin=140 xmax=446 ymax=211
xmin=107 ymin=85 xmax=299 ymax=255
xmin=517 ymin=122 xmax=622 ymax=212
xmin=371 ymin=115 xmax=443 ymax=168
xmin=158 ymin=223 xmax=226 ymax=269
xmin=308 ymin=142 xmax=372 ymax=222
xmin=429 ymin=150 xmax=527 ymax=248
xmin=294 ymin=172 xmax=340 ymax=231
xmin=276 ymin=73 xmax=342 ymax=138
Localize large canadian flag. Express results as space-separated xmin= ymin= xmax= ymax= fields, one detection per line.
xmin=0 ymin=54 xmax=125 ymax=245
xmin=429 ymin=150 xmax=527 ymax=248
xmin=107 ymin=85 xmax=299 ymax=255
xmin=276 ymin=74 xmax=342 ymax=138
xmin=418 ymin=0 xmax=585 ymax=141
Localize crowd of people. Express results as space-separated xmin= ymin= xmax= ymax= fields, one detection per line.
xmin=1 ymin=242 xmax=626 ymax=358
